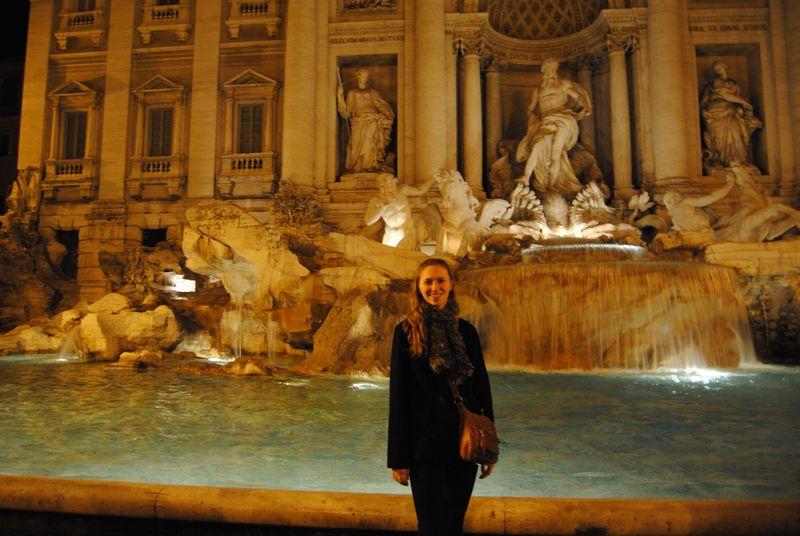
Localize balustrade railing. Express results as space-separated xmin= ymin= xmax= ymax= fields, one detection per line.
xmin=226 ymin=0 xmax=280 ymax=38
xmin=238 ymin=2 xmax=270 ymax=16
xmin=140 ymin=157 xmax=172 ymax=174
xmin=55 ymin=161 xmax=84 ymax=176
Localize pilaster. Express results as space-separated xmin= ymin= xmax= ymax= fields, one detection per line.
xmin=647 ymin=0 xmax=691 ymax=190
xmin=281 ymin=0 xmax=316 ymax=190
xmin=97 ymin=0 xmax=136 ymax=201
xmin=768 ymin=0 xmax=796 ymax=198
xmin=17 ymin=0 xmax=54 ymax=170
xmin=186 ymin=0 xmax=223 ymax=198
xmin=414 ymin=0 xmax=447 ymax=183
xmin=785 ymin=0 xmax=800 ymax=194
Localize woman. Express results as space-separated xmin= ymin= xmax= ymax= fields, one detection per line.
xmin=700 ymin=61 xmax=762 ymax=170
xmin=388 ymin=258 xmax=495 ymax=535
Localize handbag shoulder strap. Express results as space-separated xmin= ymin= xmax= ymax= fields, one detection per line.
xmin=448 ymin=379 xmax=464 ymax=406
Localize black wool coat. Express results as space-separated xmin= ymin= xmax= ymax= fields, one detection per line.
xmin=387 ymin=318 xmax=494 ymax=469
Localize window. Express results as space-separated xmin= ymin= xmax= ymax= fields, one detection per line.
xmin=142 ymin=228 xmax=167 ymax=247
xmin=237 ymin=104 xmax=263 ymax=154
xmin=75 ymin=0 xmax=96 ymax=12
xmin=63 ymin=111 xmax=87 ymax=159
xmin=56 ymin=230 xmax=79 ymax=280
xmin=148 ymin=108 xmax=173 ymax=157
xmin=156 ymin=0 xmax=180 ymax=5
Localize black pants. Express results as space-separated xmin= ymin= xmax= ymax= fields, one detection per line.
xmin=410 ymin=457 xmax=478 ymax=536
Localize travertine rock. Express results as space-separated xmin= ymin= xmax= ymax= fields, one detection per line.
xmin=0 ymin=325 xmax=64 ymax=355
xmin=87 ymin=293 xmax=131 ymax=314
xmin=319 ymin=266 xmax=391 ymax=295
xmin=297 ymin=289 xmax=402 ymax=375
xmin=315 ymin=232 xmax=427 ymax=280
xmin=183 ymin=202 xmax=309 ymax=308
xmin=76 ymin=305 xmax=181 ymax=361
xmin=704 ymin=239 xmax=800 ymax=276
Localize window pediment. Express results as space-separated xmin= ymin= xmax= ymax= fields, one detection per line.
xmin=134 ymin=75 xmax=185 ymax=103
xmin=223 ymin=69 xmax=280 ymax=98
xmin=48 ymin=80 xmax=101 ymax=106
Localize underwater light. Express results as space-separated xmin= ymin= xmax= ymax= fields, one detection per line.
xmin=162 ymin=271 xmax=197 ymax=293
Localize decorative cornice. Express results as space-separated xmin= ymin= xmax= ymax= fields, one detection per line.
xmin=329 ymin=20 xmax=405 ymax=45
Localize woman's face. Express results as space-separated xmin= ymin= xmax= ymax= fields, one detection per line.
xmin=418 ymin=265 xmax=452 ymax=309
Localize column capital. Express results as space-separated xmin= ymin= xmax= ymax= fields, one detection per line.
xmin=454 ymin=37 xmax=484 ymax=57
xmin=483 ymin=55 xmax=508 ymax=73
xmin=606 ymin=33 xmax=638 ymax=54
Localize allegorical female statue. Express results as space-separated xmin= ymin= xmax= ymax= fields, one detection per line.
xmin=700 ymin=61 xmax=762 ymax=171
xmin=337 ymin=68 xmax=395 ymax=175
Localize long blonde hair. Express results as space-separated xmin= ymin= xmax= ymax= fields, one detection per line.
xmin=403 ymin=258 xmax=457 ymax=357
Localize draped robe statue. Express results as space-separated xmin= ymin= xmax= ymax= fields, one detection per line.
xmin=700 ymin=61 xmax=762 ymax=170
xmin=337 ymin=69 xmax=395 ymax=174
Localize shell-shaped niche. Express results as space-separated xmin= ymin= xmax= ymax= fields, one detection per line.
xmin=488 ymin=0 xmax=607 ymax=40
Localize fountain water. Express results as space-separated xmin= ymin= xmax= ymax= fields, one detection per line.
xmin=457 ymin=260 xmax=756 ymax=370
xmin=58 ymin=326 xmax=79 ymax=359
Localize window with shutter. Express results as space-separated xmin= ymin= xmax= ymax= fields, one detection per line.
xmin=63 ymin=112 xmax=87 ymax=159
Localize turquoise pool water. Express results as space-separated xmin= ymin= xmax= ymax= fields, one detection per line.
xmin=0 ymin=356 xmax=798 ymax=499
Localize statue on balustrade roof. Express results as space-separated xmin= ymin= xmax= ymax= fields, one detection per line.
xmin=515 ymin=58 xmax=592 ymax=200
xmin=700 ymin=61 xmax=762 ymax=171
xmin=337 ymin=68 xmax=395 ymax=175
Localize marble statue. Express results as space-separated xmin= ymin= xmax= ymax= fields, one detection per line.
xmin=700 ymin=61 xmax=762 ymax=170
xmin=1 ymin=167 xmax=41 ymax=237
xmin=663 ymin=179 xmax=734 ymax=233
xmin=515 ymin=58 xmax=592 ymax=219
xmin=714 ymin=164 xmax=800 ymax=242
xmin=364 ymin=173 xmax=434 ymax=249
xmin=337 ymin=68 xmax=395 ymax=175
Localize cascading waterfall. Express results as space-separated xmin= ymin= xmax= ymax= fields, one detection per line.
xmin=58 ymin=326 xmax=80 ymax=358
xmin=457 ymin=261 xmax=756 ymax=370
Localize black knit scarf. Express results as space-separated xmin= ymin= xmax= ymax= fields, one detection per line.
xmin=421 ymin=301 xmax=473 ymax=385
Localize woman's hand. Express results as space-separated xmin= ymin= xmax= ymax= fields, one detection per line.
xmin=392 ymin=468 xmax=409 ymax=486
xmin=479 ymin=463 xmax=495 ymax=479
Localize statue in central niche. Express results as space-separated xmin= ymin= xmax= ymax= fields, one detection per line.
xmin=337 ymin=68 xmax=395 ymax=175
xmin=515 ymin=58 xmax=592 ymax=227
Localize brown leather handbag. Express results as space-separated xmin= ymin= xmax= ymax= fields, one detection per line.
xmin=448 ymin=380 xmax=500 ymax=465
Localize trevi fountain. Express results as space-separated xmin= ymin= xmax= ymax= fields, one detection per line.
xmin=0 ymin=1 xmax=798 ymax=535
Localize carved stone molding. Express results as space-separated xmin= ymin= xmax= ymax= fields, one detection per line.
xmin=606 ymin=33 xmax=637 ymax=54
xmin=329 ymin=20 xmax=405 ymax=44
xmin=483 ymin=55 xmax=508 ymax=73
xmin=454 ymin=37 xmax=485 ymax=57
xmin=477 ymin=14 xmax=609 ymax=65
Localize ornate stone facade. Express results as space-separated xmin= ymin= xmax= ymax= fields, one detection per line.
xmin=8 ymin=0 xmax=799 ymax=300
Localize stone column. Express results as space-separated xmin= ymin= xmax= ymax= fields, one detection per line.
xmin=607 ymin=34 xmax=635 ymax=200
xmin=647 ymin=0 xmax=690 ymax=189
xmin=313 ymin=0 xmax=329 ymax=190
xmin=577 ymin=56 xmax=599 ymax=153
xmin=458 ymin=39 xmax=484 ymax=196
xmin=97 ymin=0 xmax=136 ymax=201
xmin=414 ymin=0 xmax=447 ymax=183
xmin=17 ymin=0 xmax=53 ymax=169
xmin=768 ymin=0 xmax=796 ymax=197
xmin=82 ymin=0 xmax=136 ymax=300
xmin=785 ymin=0 xmax=800 ymax=192
xmin=186 ymin=0 xmax=222 ymax=198
xmin=281 ymin=0 xmax=316 ymax=190
xmin=484 ymin=56 xmax=505 ymax=171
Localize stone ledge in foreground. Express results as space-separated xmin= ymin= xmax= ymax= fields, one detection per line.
xmin=0 ymin=474 xmax=797 ymax=535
